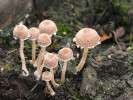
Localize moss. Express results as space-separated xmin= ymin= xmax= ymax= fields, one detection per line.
xmin=101 ymin=56 xmax=107 ymax=61
xmin=123 ymin=16 xmax=128 ymax=22
xmin=131 ymin=42 xmax=133 ymax=49
xmin=114 ymin=2 xmax=121 ymax=7
xmin=71 ymin=92 xmax=80 ymax=100
xmin=86 ymin=68 xmax=89 ymax=73
xmin=107 ymin=87 xmax=111 ymax=91
xmin=93 ymin=96 xmax=102 ymax=100
xmin=4 ymin=64 xmax=11 ymax=72
xmin=56 ymin=22 xmax=70 ymax=36
xmin=88 ymin=75 xmax=92 ymax=78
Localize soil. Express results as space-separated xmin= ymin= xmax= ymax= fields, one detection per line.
xmin=0 ymin=0 xmax=133 ymax=100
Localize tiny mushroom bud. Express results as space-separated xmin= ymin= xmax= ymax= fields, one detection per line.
xmin=28 ymin=27 xmax=40 ymax=64
xmin=74 ymin=28 xmax=100 ymax=72
xmin=39 ymin=20 xmax=57 ymax=36
xmin=58 ymin=48 xmax=73 ymax=82
xmin=34 ymin=34 xmax=51 ymax=79
xmin=43 ymin=53 xmax=59 ymax=88
xmin=13 ymin=25 xmax=29 ymax=76
xmin=42 ymin=71 xmax=55 ymax=96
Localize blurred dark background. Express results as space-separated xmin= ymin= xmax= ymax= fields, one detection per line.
xmin=0 ymin=0 xmax=133 ymax=31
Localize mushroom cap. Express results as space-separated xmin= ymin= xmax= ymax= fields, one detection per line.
xmin=58 ymin=48 xmax=73 ymax=61
xmin=42 ymin=71 xmax=52 ymax=81
xmin=28 ymin=27 xmax=40 ymax=40
xmin=13 ymin=25 xmax=29 ymax=40
xmin=75 ymin=28 xmax=100 ymax=48
xmin=43 ymin=53 xmax=58 ymax=69
xmin=115 ymin=27 xmax=125 ymax=39
xmin=37 ymin=33 xmax=51 ymax=47
xmin=39 ymin=20 xmax=57 ymax=35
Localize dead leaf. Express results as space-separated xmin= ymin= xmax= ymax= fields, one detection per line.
xmin=50 ymin=40 xmax=56 ymax=51
xmin=100 ymin=33 xmax=112 ymax=42
xmin=126 ymin=46 xmax=132 ymax=51
xmin=95 ymin=56 xmax=106 ymax=62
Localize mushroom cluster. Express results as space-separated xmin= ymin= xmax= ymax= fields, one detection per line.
xmin=13 ymin=20 xmax=100 ymax=96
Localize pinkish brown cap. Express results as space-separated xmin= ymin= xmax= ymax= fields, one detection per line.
xmin=58 ymin=48 xmax=73 ymax=61
xmin=43 ymin=53 xmax=58 ymax=69
xmin=42 ymin=71 xmax=52 ymax=81
xmin=28 ymin=27 xmax=40 ymax=40
xmin=115 ymin=27 xmax=125 ymax=39
xmin=13 ymin=25 xmax=29 ymax=40
xmin=37 ymin=33 xmax=51 ymax=47
xmin=74 ymin=28 xmax=100 ymax=48
xmin=38 ymin=20 xmax=57 ymax=36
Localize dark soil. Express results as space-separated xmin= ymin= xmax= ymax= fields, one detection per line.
xmin=0 ymin=67 xmax=85 ymax=100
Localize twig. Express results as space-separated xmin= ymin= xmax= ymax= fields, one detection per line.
xmin=108 ymin=57 xmax=127 ymax=64
xmin=125 ymin=73 xmax=133 ymax=79
xmin=112 ymin=31 xmax=122 ymax=51
xmin=31 ymin=81 xmax=40 ymax=92
xmin=101 ymin=6 xmax=108 ymax=16
xmin=7 ymin=46 xmax=28 ymax=55
xmin=130 ymin=33 xmax=132 ymax=44
xmin=7 ymin=49 xmax=17 ymax=55
xmin=130 ymin=22 xmax=133 ymax=44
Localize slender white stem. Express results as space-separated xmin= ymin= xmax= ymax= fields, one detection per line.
xmin=34 ymin=64 xmax=44 ymax=80
xmin=35 ymin=47 xmax=45 ymax=79
xmin=20 ymin=39 xmax=29 ymax=76
xmin=32 ymin=40 xmax=36 ymax=64
xmin=50 ymin=68 xmax=60 ymax=88
xmin=38 ymin=63 xmax=44 ymax=78
xmin=76 ymin=47 xmax=88 ymax=72
xmin=46 ymin=81 xmax=55 ymax=96
xmin=34 ymin=47 xmax=45 ymax=67
xmin=61 ymin=61 xmax=67 ymax=82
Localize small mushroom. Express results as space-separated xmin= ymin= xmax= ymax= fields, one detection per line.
xmin=42 ymin=71 xmax=55 ymax=96
xmin=39 ymin=20 xmax=57 ymax=36
xmin=13 ymin=25 xmax=30 ymax=76
xmin=28 ymin=27 xmax=40 ymax=64
xmin=43 ymin=53 xmax=59 ymax=88
xmin=115 ymin=27 xmax=125 ymax=39
xmin=58 ymin=48 xmax=73 ymax=82
xmin=34 ymin=34 xmax=51 ymax=79
xmin=74 ymin=28 xmax=100 ymax=72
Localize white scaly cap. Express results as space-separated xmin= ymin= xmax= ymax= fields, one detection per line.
xmin=42 ymin=71 xmax=52 ymax=81
xmin=74 ymin=28 xmax=101 ymax=49
xmin=39 ymin=20 xmax=57 ymax=36
xmin=43 ymin=53 xmax=58 ymax=69
xmin=58 ymin=47 xmax=73 ymax=61
xmin=13 ymin=25 xmax=29 ymax=40
xmin=28 ymin=27 xmax=40 ymax=40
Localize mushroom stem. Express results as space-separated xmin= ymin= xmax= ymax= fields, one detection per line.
xmin=61 ymin=61 xmax=67 ymax=82
xmin=32 ymin=40 xmax=36 ymax=64
xmin=20 ymin=39 xmax=29 ymax=76
xmin=39 ymin=64 xmax=44 ymax=76
xmin=50 ymin=68 xmax=59 ymax=88
xmin=35 ymin=47 xmax=45 ymax=79
xmin=46 ymin=81 xmax=55 ymax=96
xmin=34 ymin=47 xmax=45 ymax=67
xmin=76 ymin=47 xmax=88 ymax=72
